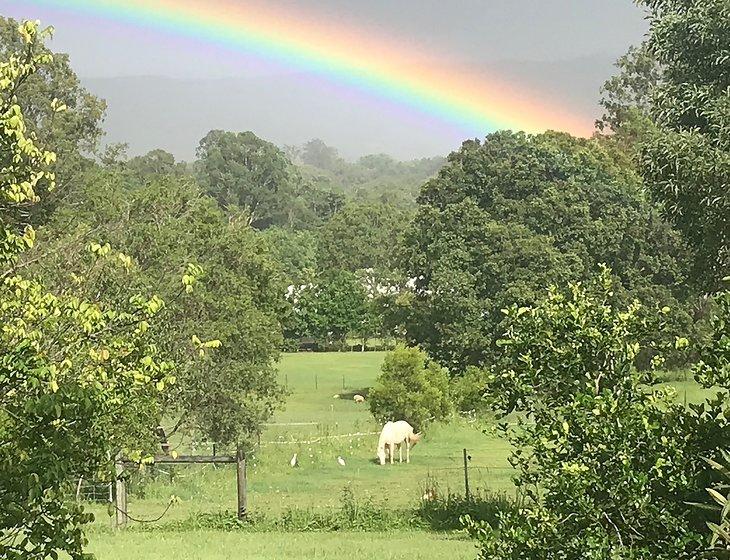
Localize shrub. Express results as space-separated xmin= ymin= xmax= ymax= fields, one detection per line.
xmin=139 ymin=485 xmax=414 ymax=533
xmin=450 ymin=366 xmax=491 ymax=413
xmin=471 ymin=267 xmax=729 ymax=560
xmin=368 ymin=345 xmax=452 ymax=430
xmin=417 ymin=489 xmax=518 ymax=531
xmin=132 ymin=483 xmax=521 ymax=534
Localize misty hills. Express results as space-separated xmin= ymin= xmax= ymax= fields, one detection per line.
xmin=83 ymin=55 xmax=616 ymax=162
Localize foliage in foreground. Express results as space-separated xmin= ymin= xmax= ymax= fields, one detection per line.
xmin=0 ymin=22 xmax=179 ymax=560
xmin=469 ymin=268 xmax=730 ymax=559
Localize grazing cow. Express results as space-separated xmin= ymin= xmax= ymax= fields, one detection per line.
xmin=376 ymin=420 xmax=422 ymax=465
xmin=353 ymin=394 xmax=365 ymax=403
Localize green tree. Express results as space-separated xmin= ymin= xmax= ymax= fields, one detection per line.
xmin=0 ymin=22 xmax=178 ymax=559
xmin=0 ymin=16 xmax=106 ymax=219
xmin=37 ymin=171 xmax=287 ymax=447
xmin=403 ymin=131 xmax=692 ymax=372
xmin=450 ymin=366 xmax=491 ymax=413
xmin=696 ymin=281 xmax=730 ymax=555
xmin=317 ymin=202 xmax=411 ymax=273
xmin=126 ymin=148 xmax=187 ymax=179
xmin=639 ymin=0 xmax=730 ymax=289
xmin=287 ymin=179 xmax=345 ymax=229
xmin=286 ymin=270 xmax=369 ymax=346
xmin=294 ymin=138 xmax=444 ymax=207
xmin=260 ymin=226 xmax=319 ymax=285
xmin=300 ymin=138 xmax=346 ymax=172
xmin=595 ymin=42 xmax=662 ymax=154
xmin=470 ymin=268 xmax=728 ymax=559
xmin=596 ymin=43 xmax=661 ymax=134
xmin=195 ymin=129 xmax=297 ymax=228
xmin=368 ymin=345 xmax=451 ymax=431
xmin=694 ymin=279 xmax=730 ymax=390
xmin=313 ymin=270 xmax=369 ymax=345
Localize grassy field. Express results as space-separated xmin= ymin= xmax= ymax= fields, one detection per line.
xmin=84 ymin=352 xmax=710 ymax=559
xmin=87 ymin=530 xmax=477 ymax=559
xmin=86 ymin=352 xmax=512 ymax=523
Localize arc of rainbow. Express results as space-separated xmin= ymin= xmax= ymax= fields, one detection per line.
xmin=28 ymin=0 xmax=591 ymax=136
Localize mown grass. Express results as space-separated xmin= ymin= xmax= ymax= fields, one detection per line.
xmin=84 ymin=353 xmax=710 ymax=558
xmin=86 ymin=530 xmax=477 ymax=560
xmin=83 ymin=352 xmax=512 ymax=525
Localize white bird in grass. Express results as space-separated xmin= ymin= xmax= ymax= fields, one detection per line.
xmin=337 ymin=456 xmax=346 ymax=466
xmin=290 ymin=453 xmax=298 ymax=467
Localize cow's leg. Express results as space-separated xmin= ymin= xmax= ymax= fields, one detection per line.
xmin=406 ymin=440 xmax=410 ymax=464
xmin=389 ymin=443 xmax=394 ymax=465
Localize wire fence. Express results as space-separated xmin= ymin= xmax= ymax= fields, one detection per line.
xmin=75 ymin=414 xmax=518 ymax=511
xmin=76 ymin=479 xmax=112 ymax=503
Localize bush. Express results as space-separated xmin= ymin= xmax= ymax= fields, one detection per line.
xmin=368 ymin=345 xmax=452 ymax=430
xmin=138 ymin=485 xmax=414 ymax=533
xmin=450 ymin=366 xmax=491 ymax=413
xmin=472 ymin=267 xmax=728 ymax=560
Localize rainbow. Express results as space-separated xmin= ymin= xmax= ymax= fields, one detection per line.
xmin=27 ymin=0 xmax=592 ymax=137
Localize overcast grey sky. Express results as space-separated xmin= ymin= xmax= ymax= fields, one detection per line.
xmin=1 ymin=1 xmax=649 ymax=160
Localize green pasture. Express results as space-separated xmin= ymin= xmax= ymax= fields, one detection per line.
xmin=87 ymin=530 xmax=477 ymax=560
xmin=86 ymin=352 xmax=512 ymax=525
xmin=84 ymin=352 xmax=711 ymax=558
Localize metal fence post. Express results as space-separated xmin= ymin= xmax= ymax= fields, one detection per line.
xmin=463 ymin=448 xmax=470 ymax=501
xmin=236 ymin=446 xmax=247 ymax=519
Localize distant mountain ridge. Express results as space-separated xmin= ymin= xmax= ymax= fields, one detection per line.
xmin=83 ymin=55 xmax=616 ymax=162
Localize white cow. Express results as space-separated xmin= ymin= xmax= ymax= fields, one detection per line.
xmin=376 ymin=420 xmax=422 ymax=465
xmin=353 ymin=394 xmax=365 ymax=403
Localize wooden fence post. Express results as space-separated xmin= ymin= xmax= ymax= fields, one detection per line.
xmin=75 ymin=477 xmax=83 ymax=502
xmin=463 ymin=448 xmax=470 ymax=501
xmin=236 ymin=446 xmax=247 ymax=519
xmin=114 ymin=452 xmax=128 ymax=529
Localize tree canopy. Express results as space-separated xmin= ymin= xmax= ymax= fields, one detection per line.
xmin=403 ymin=130 xmax=691 ymax=372
xmin=0 ymin=23 xmax=178 ymax=559
xmin=639 ymin=0 xmax=730 ymax=289
xmin=36 ymin=168 xmax=287 ymax=446
xmin=0 ymin=16 xmax=106 ymax=220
